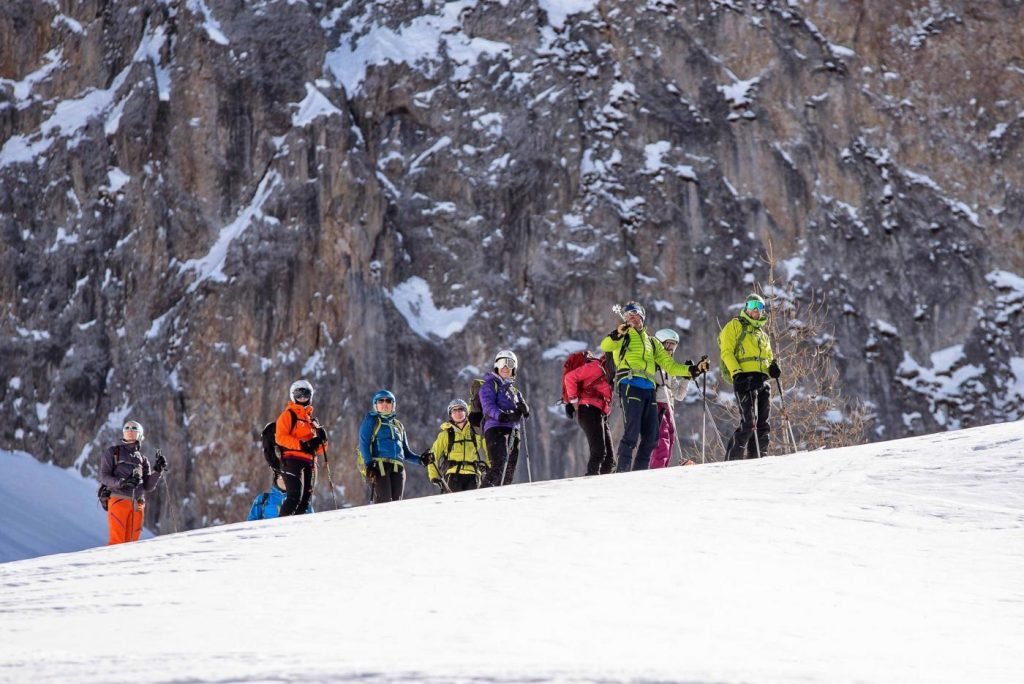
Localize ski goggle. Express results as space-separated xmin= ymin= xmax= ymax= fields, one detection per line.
xmin=375 ymin=397 xmax=394 ymax=404
xmin=450 ymin=406 xmax=467 ymax=414
xmin=123 ymin=426 xmax=140 ymax=432
xmin=293 ymin=388 xmax=312 ymax=400
xmin=746 ymin=300 xmax=765 ymax=311
xmin=495 ymin=357 xmax=517 ymax=370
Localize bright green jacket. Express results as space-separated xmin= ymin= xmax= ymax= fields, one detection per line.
xmin=718 ymin=313 xmax=774 ymax=380
xmin=600 ymin=326 xmax=693 ymax=384
xmin=426 ymin=421 xmax=487 ymax=481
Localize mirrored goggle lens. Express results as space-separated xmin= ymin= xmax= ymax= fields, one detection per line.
xmin=746 ymin=301 xmax=765 ymax=311
xmin=496 ymin=358 xmax=517 ymax=370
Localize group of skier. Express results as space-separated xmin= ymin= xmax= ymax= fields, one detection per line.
xmin=100 ymin=293 xmax=783 ymax=541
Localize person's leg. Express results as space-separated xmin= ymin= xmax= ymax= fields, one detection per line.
xmin=127 ymin=501 xmax=145 ymax=542
xmin=448 ymin=473 xmax=477 ymax=492
xmin=389 ymin=465 xmax=406 ymax=501
xmin=726 ymin=389 xmax=756 ymax=461
xmin=649 ymin=403 xmax=672 ymax=469
xmin=502 ymin=432 xmax=520 ymax=485
xmin=600 ymin=415 xmax=615 ymax=474
xmin=481 ymin=429 xmax=509 ymax=487
xmin=577 ymin=405 xmax=604 ymax=475
xmin=278 ymin=458 xmax=306 ymax=515
xmin=616 ymin=384 xmax=644 ymax=472
xmin=107 ymin=497 xmax=132 ymax=545
xmin=632 ymin=390 xmax=660 ymax=470
xmin=295 ymin=463 xmax=314 ymax=514
xmin=751 ymin=384 xmax=772 ymax=457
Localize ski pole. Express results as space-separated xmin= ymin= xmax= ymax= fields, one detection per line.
xmin=321 ymin=447 xmax=339 ymax=509
xmin=521 ymin=420 xmax=533 ymax=483
xmin=751 ymin=384 xmax=763 ymax=458
xmin=700 ymin=373 xmax=708 ymax=464
xmin=775 ymin=377 xmax=797 ymax=453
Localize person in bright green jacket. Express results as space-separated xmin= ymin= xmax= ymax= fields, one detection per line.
xmin=426 ymin=399 xmax=488 ymax=493
xmin=718 ymin=293 xmax=781 ymax=460
xmin=600 ymin=301 xmax=709 ymax=472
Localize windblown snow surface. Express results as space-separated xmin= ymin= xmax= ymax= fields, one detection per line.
xmin=1 ymin=421 xmax=1022 ymax=682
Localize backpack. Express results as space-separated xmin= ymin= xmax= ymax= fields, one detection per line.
xmin=602 ymin=330 xmax=631 ymax=385
xmin=467 ymin=378 xmax=486 ymax=435
xmin=261 ymin=409 xmax=298 ymax=470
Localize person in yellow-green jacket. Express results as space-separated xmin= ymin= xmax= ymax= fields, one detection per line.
xmin=600 ymin=301 xmax=709 ymax=472
xmin=426 ymin=399 xmax=488 ymax=493
xmin=718 ymin=293 xmax=781 ymax=460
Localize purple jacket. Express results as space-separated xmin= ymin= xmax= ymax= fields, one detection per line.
xmin=479 ymin=371 xmax=523 ymax=434
xmin=99 ymin=442 xmax=162 ymax=501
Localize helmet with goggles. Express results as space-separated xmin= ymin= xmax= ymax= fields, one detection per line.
xmin=622 ymin=301 xmax=646 ymax=323
xmin=654 ymin=328 xmax=680 ymax=345
xmin=122 ymin=420 xmax=144 ymax=442
xmin=290 ymin=379 xmax=314 ymax=404
xmin=494 ymin=349 xmax=518 ymax=374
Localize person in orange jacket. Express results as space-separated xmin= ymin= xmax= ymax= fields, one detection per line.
xmin=275 ymin=379 xmax=327 ymax=516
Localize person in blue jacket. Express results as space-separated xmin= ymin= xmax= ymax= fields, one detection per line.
xmin=247 ymin=474 xmax=312 ymax=520
xmin=356 ymin=389 xmax=429 ymax=503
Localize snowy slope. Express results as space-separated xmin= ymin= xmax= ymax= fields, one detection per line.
xmin=1 ymin=422 xmax=1022 ymax=683
xmin=0 ymin=450 xmax=152 ymax=563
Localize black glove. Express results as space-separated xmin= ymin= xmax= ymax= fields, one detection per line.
xmin=153 ymin=451 xmax=168 ymax=473
xmin=119 ymin=476 xmax=141 ymax=489
xmin=431 ymin=477 xmax=444 ymax=491
xmin=421 ymin=450 xmax=435 ymax=465
xmin=688 ymin=355 xmax=710 ymax=376
xmin=768 ymin=361 xmax=781 ymax=379
xmin=316 ymin=426 xmax=328 ymax=442
xmin=474 ymin=460 xmax=489 ymax=473
xmin=499 ymin=409 xmax=522 ymax=423
xmin=517 ymin=398 xmax=531 ymax=418
xmin=564 ymin=403 xmax=576 ymax=420
xmin=300 ymin=435 xmax=324 ymax=453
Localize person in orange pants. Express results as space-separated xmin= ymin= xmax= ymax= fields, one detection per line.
xmin=99 ymin=420 xmax=167 ymax=545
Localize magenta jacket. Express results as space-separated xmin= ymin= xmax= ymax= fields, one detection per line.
xmin=562 ymin=358 xmax=613 ymax=416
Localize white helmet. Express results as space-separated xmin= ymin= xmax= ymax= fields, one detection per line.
xmin=654 ymin=329 xmax=680 ymax=345
xmin=494 ymin=349 xmax=518 ymax=375
xmin=123 ymin=420 xmax=144 ymax=442
xmin=289 ymin=379 xmax=314 ymax=403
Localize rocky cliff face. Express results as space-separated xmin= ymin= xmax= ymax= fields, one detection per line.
xmin=2 ymin=0 xmax=1022 ymax=530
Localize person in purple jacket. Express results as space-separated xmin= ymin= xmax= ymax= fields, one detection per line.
xmin=98 ymin=420 xmax=167 ymax=544
xmin=479 ymin=349 xmax=531 ymax=487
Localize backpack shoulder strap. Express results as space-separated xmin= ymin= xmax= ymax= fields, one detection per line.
xmin=446 ymin=425 xmax=456 ymax=459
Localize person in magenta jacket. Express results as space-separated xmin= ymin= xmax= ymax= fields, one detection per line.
xmin=562 ymin=351 xmax=614 ymax=475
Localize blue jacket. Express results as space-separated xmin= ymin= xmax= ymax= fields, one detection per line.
xmin=357 ymin=411 xmax=423 ymax=470
xmin=479 ymin=371 xmax=523 ymax=434
xmin=246 ymin=488 xmax=312 ymax=520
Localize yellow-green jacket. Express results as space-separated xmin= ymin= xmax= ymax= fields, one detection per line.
xmin=718 ymin=313 xmax=774 ymax=381
xmin=600 ymin=326 xmax=693 ymax=386
xmin=426 ymin=420 xmax=488 ymax=481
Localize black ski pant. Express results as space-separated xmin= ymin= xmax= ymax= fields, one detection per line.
xmin=447 ymin=472 xmax=480 ymax=492
xmin=616 ymin=384 xmax=659 ymax=472
xmin=369 ymin=462 xmax=406 ymax=503
xmin=481 ymin=427 xmax=519 ymax=487
xmin=577 ymin=404 xmax=614 ymax=475
xmin=726 ymin=373 xmax=771 ymax=460
xmin=279 ymin=457 xmax=314 ymax=516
